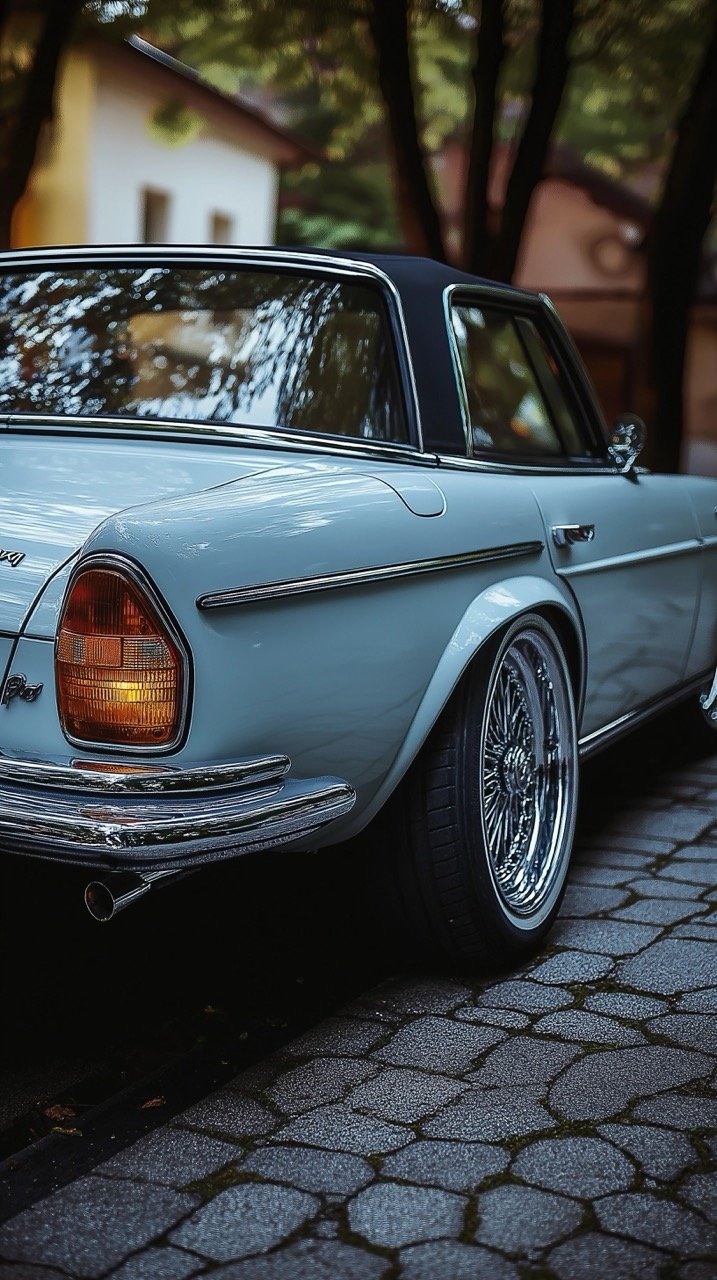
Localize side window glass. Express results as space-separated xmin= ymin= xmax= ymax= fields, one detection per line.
xmin=517 ymin=318 xmax=592 ymax=457
xmin=451 ymin=305 xmax=563 ymax=458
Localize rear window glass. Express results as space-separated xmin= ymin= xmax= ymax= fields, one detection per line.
xmin=0 ymin=266 xmax=408 ymax=443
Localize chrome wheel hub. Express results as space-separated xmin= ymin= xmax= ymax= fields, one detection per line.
xmin=481 ymin=626 xmax=575 ymax=923
xmin=497 ymin=742 xmax=536 ymax=796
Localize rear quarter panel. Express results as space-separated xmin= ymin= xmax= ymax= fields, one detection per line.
xmin=50 ymin=460 xmax=582 ymax=840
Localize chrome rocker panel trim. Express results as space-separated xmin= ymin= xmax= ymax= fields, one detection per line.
xmin=578 ymin=671 xmax=711 ymax=760
xmin=0 ymin=754 xmax=355 ymax=870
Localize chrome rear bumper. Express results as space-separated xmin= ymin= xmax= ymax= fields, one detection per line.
xmin=0 ymin=753 xmax=356 ymax=870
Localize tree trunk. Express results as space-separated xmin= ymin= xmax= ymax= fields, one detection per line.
xmin=463 ymin=0 xmax=505 ymax=275
xmin=0 ymin=0 xmax=82 ymax=249
xmin=489 ymin=0 xmax=575 ymax=282
xmin=367 ymin=0 xmax=446 ymax=260
xmin=646 ymin=8 xmax=717 ymax=474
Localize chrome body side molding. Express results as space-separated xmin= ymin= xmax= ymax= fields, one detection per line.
xmin=578 ymin=672 xmax=710 ymax=760
xmin=558 ymin=538 xmax=703 ymax=578
xmin=196 ymin=542 xmax=545 ymax=611
xmin=0 ymin=752 xmax=355 ymax=869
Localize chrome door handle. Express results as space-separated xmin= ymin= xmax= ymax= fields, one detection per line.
xmin=552 ymin=523 xmax=595 ymax=548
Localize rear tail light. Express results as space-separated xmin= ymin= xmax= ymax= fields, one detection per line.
xmin=57 ymin=564 xmax=186 ymax=747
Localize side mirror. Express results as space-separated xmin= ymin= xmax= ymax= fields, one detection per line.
xmin=608 ymin=413 xmax=647 ymax=473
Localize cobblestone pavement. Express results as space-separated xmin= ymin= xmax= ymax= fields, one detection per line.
xmin=1 ymin=750 xmax=715 ymax=1279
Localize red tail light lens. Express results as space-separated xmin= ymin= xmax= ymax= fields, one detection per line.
xmin=57 ymin=566 xmax=184 ymax=747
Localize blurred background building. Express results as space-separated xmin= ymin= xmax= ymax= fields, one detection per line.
xmin=11 ymin=36 xmax=310 ymax=250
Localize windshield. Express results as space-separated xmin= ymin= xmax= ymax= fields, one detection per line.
xmin=0 ymin=265 xmax=408 ymax=443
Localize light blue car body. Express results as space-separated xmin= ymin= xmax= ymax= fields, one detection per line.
xmin=1 ymin=245 xmax=716 ymax=876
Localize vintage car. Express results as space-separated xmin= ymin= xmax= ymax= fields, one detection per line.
xmin=1 ymin=245 xmax=715 ymax=963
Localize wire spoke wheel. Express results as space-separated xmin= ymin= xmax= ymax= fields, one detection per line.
xmin=480 ymin=625 xmax=575 ymax=926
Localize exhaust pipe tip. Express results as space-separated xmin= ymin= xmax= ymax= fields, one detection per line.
xmin=84 ymin=873 xmax=151 ymax=921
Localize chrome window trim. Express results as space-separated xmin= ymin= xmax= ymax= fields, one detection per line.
xmin=579 ymin=671 xmax=710 ymax=760
xmin=443 ymin=282 xmax=613 ymax=468
xmin=196 ymin=541 xmax=544 ymax=611
xmin=442 ymin=283 xmax=476 ymax=457
xmin=436 ymin=454 xmax=618 ymax=478
xmin=3 ymin=413 xmax=438 ymax=467
xmin=56 ymin=552 xmax=193 ymax=757
xmin=556 ymin=538 xmax=704 ymax=577
xmin=0 ymin=753 xmax=289 ymax=794
xmin=0 ymin=246 xmax=425 ymax=454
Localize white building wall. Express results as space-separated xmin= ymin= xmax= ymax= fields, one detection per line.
xmin=87 ymin=53 xmax=279 ymax=246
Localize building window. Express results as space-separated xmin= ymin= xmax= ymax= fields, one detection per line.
xmin=210 ymin=211 xmax=234 ymax=244
xmin=142 ymin=189 xmax=170 ymax=243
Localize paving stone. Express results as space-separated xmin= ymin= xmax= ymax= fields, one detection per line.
xmin=605 ymin=807 xmax=715 ymax=841
xmin=170 ymin=1183 xmax=318 ymax=1261
xmin=423 ymin=1087 xmax=554 ymax=1143
xmin=0 ymin=1176 xmax=196 ymax=1277
xmin=598 ymin=1122 xmax=697 ymax=1180
xmin=662 ymin=861 xmax=717 ymax=885
xmin=672 ymin=924 xmax=717 ymax=941
xmin=596 ymin=1191 xmax=717 ymax=1255
xmin=240 ymin=1145 xmax=373 ymax=1196
xmin=677 ymin=988 xmax=717 ymax=1012
xmin=647 ymin=1013 xmax=717 ymax=1055
xmin=513 ymin=1135 xmax=635 ymax=1197
xmin=382 ymin=1138 xmax=509 ymax=1191
xmin=267 ymin=1057 xmax=377 ymax=1115
xmin=468 ymin=1035 xmax=579 ymax=1088
xmin=576 ymin=835 xmax=672 ymax=857
xmin=476 ymin=978 xmax=571 ymax=1011
xmin=618 ymin=940 xmax=717 ymax=994
xmin=533 ymin=1009 xmax=644 ymax=1046
xmin=99 ymin=1125 xmax=240 ymax=1187
xmin=570 ymin=866 xmax=638 ymax=886
xmin=284 ymin=1018 xmax=386 ymax=1058
xmin=107 ymin=1246 xmax=203 ymax=1279
xmin=549 ymin=1047 xmax=712 ymax=1120
xmin=678 ymin=843 xmax=717 ymax=861
xmin=455 ymin=1006 xmax=531 ymax=1030
xmin=584 ymin=991 xmax=667 ymax=1019
xmin=612 ymin=898 xmax=703 ymax=925
xmin=679 ymin=1264 xmax=717 ymax=1280
xmin=0 ymin=1267 xmax=72 ymax=1280
xmin=399 ymin=1240 xmax=519 ymax=1279
xmin=348 ymin=1067 xmax=463 ymax=1123
xmin=208 ymin=1238 xmax=388 ymax=1279
xmin=632 ymin=1093 xmax=717 ymax=1130
xmin=474 ymin=1184 xmax=582 ymax=1253
xmin=548 ymin=1231 xmax=665 ymax=1279
xmin=529 ymin=951 xmax=614 ymax=983
xmin=274 ymin=1102 xmax=412 ymax=1154
xmin=625 ymin=877 xmax=699 ymax=899
xmin=178 ymin=1093 xmax=278 ymax=1139
xmin=560 ymin=885 xmax=630 ymax=916
xmin=549 ymin=918 xmax=661 ymax=956
xmin=375 ymin=1017 xmax=504 ymax=1073
xmin=347 ymin=1181 xmax=464 ymax=1249
xmin=681 ymin=1172 xmax=717 ymax=1223
xmin=357 ymin=977 xmax=472 ymax=1016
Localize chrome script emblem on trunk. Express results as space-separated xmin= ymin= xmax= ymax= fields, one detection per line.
xmin=2 ymin=673 xmax=43 ymax=705
xmin=0 ymin=549 xmax=25 ymax=567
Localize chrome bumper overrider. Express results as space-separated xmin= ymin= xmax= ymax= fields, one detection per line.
xmin=0 ymin=753 xmax=356 ymax=870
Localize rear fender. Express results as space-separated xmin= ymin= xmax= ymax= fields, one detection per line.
xmin=336 ymin=574 xmax=584 ymax=840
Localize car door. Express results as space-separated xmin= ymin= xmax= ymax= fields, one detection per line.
xmin=447 ymin=291 xmax=702 ymax=739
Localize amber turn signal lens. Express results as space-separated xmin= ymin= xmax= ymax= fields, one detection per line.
xmin=57 ymin=566 xmax=183 ymax=746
